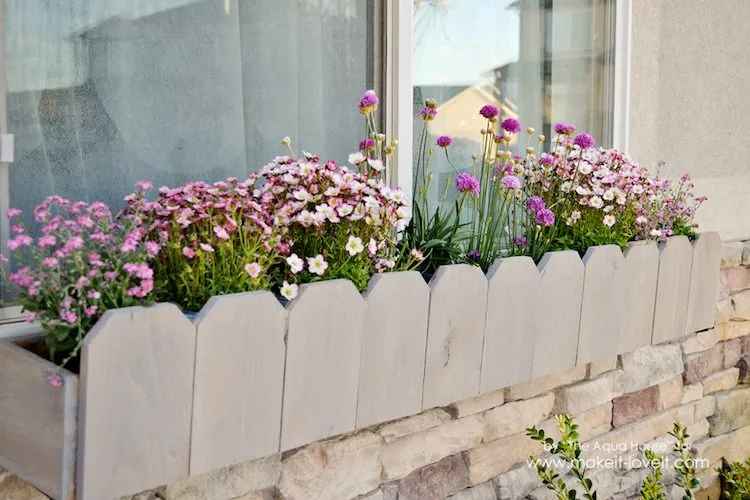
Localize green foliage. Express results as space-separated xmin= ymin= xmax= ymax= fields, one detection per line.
xmin=640 ymin=450 xmax=666 ymax=500
xmin=718 ymin=458 xmax=750 ymax=499
xmin=670 ymin=422 xmax=701 ymax=499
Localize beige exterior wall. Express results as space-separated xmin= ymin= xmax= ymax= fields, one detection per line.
xmin=629 ymin=0 xmax=750 ymax=240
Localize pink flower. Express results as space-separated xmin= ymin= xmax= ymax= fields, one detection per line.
xmin=436 ymin=136 xmax=453 ymax=148
xmin=420 ymin=107 xmax=437 ymax=120
xmin=455 ymin=173 xmax=480 ymax=196
xmin=199 ymin=243 xmax=214 ymax=253
xmin=501 ymin=175 xmax=521 ymax=190
xmin=66 ymin=236 xmax=84 ymax=249
xmin=479 ymin=105 xmax=499 ymax=120
xmin=84 ymin=306 xmax=98 ymax=317
xmin=47 ymin=374 xmax=63 ymax=388
xmin=554 ymin=123 xmax=576 ymax=135
xmin=145 ymin=241 xmax=159 ymax=256
xmin=244 ymin=262 xmax=262 ymax=279
xmin=38 ymin=235 xmax=57 ymax=247
xmin=573 ymin=133 xmax=595 ymax=149
xmin=135 ymin=180 xmax=153 ymax=191
xmin=87 ymin=290 xmax=101 ymax=299
xmin=42 ymin=257 xmax=58 ymax=268
xmin=182 ymin=247 xmax=196 ymax=259
xmin=60 ymin=310 xmax=78 ymax=324
xmin=6 ymin=208 xmax=22 ymax=218
xmin=501 ymin=118 xmax=522 ymax=134
xmin=7 ymin=235 xmax=33 ymax=250
xmin=213 ymin=226 xmax=230 ymax=240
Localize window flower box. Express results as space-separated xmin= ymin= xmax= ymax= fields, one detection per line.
xmin=0 ymin=233 xmax=720 ymax=500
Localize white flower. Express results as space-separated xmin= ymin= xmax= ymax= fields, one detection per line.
xmin=367 ymin=158 xmax=385 ymax=171
xmin=280 ymin=281 xmax=299 ymax=300
xmin=589 ymin=196 xmax=604 ymax=209
xmin=244 ymin=262 xmax=262 ymax=279
xmin=281 ymin=136 xmax=291 ymax=146
xmin=348 ymin=151 xmax=366 ymax=165
xmin=603 ymin=189 xmax=615 ymax=201
xmin=286 ymin=254 xmax=304 ymax=274
xmin=337 ymin=204 xmax=354 ymax=217
xmin=293 ymin=188 xmax=311 ymax=202
xmin=560 ymin=181 xmax=572 ymax=193
xmin=650 ymin=228 xmax=663 ymax=237
xmin=345 ymin=236 xmax=365 ymax=256
xmin=603 ymin=214 xmax=616 ymax=227
xmin=368 ymin=238 xmax=378 ymax=256
xmin=636 ymin=216 xmax=648 ymax=224
xmin=575 ymin=185 xmax=590 ymax=196
xmin=632 ymin=184 xmax=645 ymax=195
xmin=603 ymin=205 xmax=614 ymax=213
xmin=296 ymin=210 xmax=315 ymax=227
xmin=578 ymin=162 xmax=593 ymax=175
xmin=307 ymin=254 xmax=328 ymax=276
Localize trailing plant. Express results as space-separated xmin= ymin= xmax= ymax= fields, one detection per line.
xmin=1 ymin=195 xmax=155 ymax=369
xmin=718 ymin=457 xmax=750 ymax=499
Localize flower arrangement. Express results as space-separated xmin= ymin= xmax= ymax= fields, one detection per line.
xmin=2 ymin=196 xmax=155 ymax=367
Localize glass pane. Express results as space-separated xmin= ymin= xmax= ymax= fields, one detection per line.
xmin=413 ymin=0 xmax=615 ymax=206
xmin=4 ymin=0 xmax=371 ymax=218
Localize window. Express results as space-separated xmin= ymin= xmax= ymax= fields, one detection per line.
xmin=411 ymin=0 xmax=617 ymax=204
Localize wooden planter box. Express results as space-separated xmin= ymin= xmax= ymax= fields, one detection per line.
xmin=0 ymin=234 xmax=722 ymax=500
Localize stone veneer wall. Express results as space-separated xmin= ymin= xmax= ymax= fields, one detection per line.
xmin=2 ymin=241 xmax=750 ymax=500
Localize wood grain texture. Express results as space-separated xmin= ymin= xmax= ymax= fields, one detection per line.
xmin=652 ymin=236 xmax=694 ymax=344
xmin=532 ymin=251 xmax=584 ymax=379
xmin=577 ymin=245 xmax=627 ymax=365
xmin=482 ymin=257 xmax=539 ymax=392
xmin=686 ymin=232 xmax=722 ymax=334
xmin=357 ymin=271 xmax=429 ymax=428
xmin=190 ymin=291 xmax=286 ymax=475
xmin=423 ymin=264 xmax=488 ymax=409
xmin=78 ymin=304 xmax=195 ymax=500
xmin=620 ymin=241 xmax=659 ymax=353
xmin=0 ymin=340 xmax=77 ymax=500
xmin=280 ymin=280 xmax=365 ymax=450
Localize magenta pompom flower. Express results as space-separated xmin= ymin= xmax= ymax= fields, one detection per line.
xmin=359 ymin=138 xmax=375 ymax=152
xmin=501 ymin=175 xmax=521 ymax=190
xmin=554 ymin=123 xmax=577 ymax=135
xmin=511 ymin=235 xmax=528 ymax=248
xmin=535 ymin=208 xmax=556 ymax=227
xmin=436 ymin=135 xmax=453 ymax=148
xmin=420 ymin=107 xmax=437 ymax=121
xmin=479 ymin=104 xmax=499 ymax=120
xmin=501 ymin=118 xmax=522 ymax=134
xmin=573 ymin=133 xmax=595 ymax=149
xmin=455 ymin=173 xmax=480 ymax=197
xmin=359 ymin=90 xmax=379 ymax=115
xmin=526 ymin=196 xmax=546 ymax=213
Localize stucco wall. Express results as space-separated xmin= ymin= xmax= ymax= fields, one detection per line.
xmin=629 ymin=0 xmax=750 ymax=240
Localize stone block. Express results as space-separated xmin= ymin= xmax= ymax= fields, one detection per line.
xmin=613 ymin=385 xmax=660 ymax=427
xmin=696 ymin=469 xmax=721 ymax=500
xmin=716 ymin=295 xmax=734 ymax=324
xmin=493 ymin=466 xmax=541 ymax=500
xmin=554 ymin=375 xmax=613 ymax=415
xmin=466 ymin=427 xmax=550 ymax=485
xmin=722 ymin=241 xmax=744 ymax=268
xmin=380 ymin=414 xmax=484 ymax=481
xmin=684 ymin=344 xmax=724 ymax=384
xmin=278 ymin=432 xmax=382 ymax=500
xmin=717 ymin=321 xmax=750 ymax=341
xmin=658 ymin=376 xmax=684 ymax=409
xmin=377 ymin=409 xmax=452 ymax=443
xmin=732 ymin=289 xmax=750 ymax=320
xmin=743 ymin=241 xmax=750 ymax=265
xmin=614 ymin=345 xmax=684 ymax=395
xmin=738 ymin=353 xmax=750 ymax=383
xmin=709 ymin=387 xmax=750 ymax=435
xmin=682 ymin=383 xmax=703 ymax=404
xmin=481 ymin=393 xmax=555 ymax=442
xmin=355 ymin=491 xmax=384 ymax=500
xmin=687 ymin=418 xmax=711 ymax=442
xmin=0 ymin=471 xmax=49 ymax=500
xmin=447 ymin=483 xmax=497 ymax=500
xmin=691 ymin=434 xmax=729 ymax=465
xmin=721 ymin=267 xmax=750 ymax=294
xmin=397 ymin=455 xmax=468 ymax=500
xmin=588 ymin=356 xmax=619 ymax=378
xmin=702 ymin=368 xmax=739 ymax=395
xmin=724 ymin=339 xmax=743 ymax=368
xmin=164 ymin=454 xmax=280 ymax=500
xmin=726 ymin=425 xmax=750 ymax=463
xmin=694 ymin=396 xmax=717 ymax=420
xmin=504 ymin=366 xmax=587 ymax=402
xmin=449 ymin=390 xmax=505 ymax=419
xmin=680 ymin=329 xmax=719 ymax=355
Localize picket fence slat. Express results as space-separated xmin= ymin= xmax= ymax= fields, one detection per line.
xmin=652 ymin=236 xmax=693 ymax=344
xmin=357 ymin=272 xmax=429 ymax=428
xmin=0 ymin=340 xmax=77 ymax=500
xmin=686 ymin=232 xmax=722 ymax=334
xmin=482 ymin=257 xmax=539 ymax=392
xmin=190 ymin=292 xmax=286 ymax=475
xmin=78 ymin=304 xmax=195 ymax=500
xmin=281 ymin=280 xmax=365 ymax=450
xmin=620 ymin=241 xmax=660 ymax=354
xmin=423 ymin=264 xmax=488 ymax=409
xmin=532 ymin=251 xmax=584 ymax=379
xmin=577 ymin=245 xmax=627 ymax=365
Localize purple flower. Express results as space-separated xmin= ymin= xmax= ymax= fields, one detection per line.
xmin=359 ymin=138 xmax=375 ymax=151
xmin=526 ymin=196 xmax=546 ymax=213
xmin=554 ymin=123 xmax=576 ymax=135
xmin=455 ymin=173 xmax=480 ymax=197
xmin=501 ymin=175 xmax=521 ymax=190
xmin=467 ymin=250 xmax=481 ymax=261
xmin=501 ymin=118 xmax=522 ymax=134
xmin=573 ymin=133 xmax=595 ymax=149
xmin=420 ymin=107 xmax=437 ymax=120
xmin=436 ymin=135 xmax=453 ymax=148
xmin=511 ymin=236 xmax=527 ymax=248
xmin=359 ymin=90 xmax=379 ymax=114
xmin=47 ymin=375 xmax=63 ymax=388
xmin=535 ymin=208 xmax=556 ymax=227
xmin=479 ymin=105 xmax=499 ymax=120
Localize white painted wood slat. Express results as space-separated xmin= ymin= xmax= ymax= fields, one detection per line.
xmin=423 ymin=264 xmax=488 ymax=409
xmin=620 ymin=241 xmax=659 ymax=354
xmin=78 ymin=304 xmax=196 ymax=500
xmin=532 ymin=251 xmax=584 ymax=379
xmin=358 ymin=271 xmax=429 ymax=428
xmin=577 ymin=245 xmax=627 ymax=365
xmin=686 ymin=232 xmax=722 ymax=334
xmin=190 ymin=291 xmax=286 ymax=475
xmin=482 ymin=257 xmax=539 ymax=392
xmin=280 ymin=280 xmax=365 ymax=450
xmin=652 ymin=236 xmax=693 ymax=344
